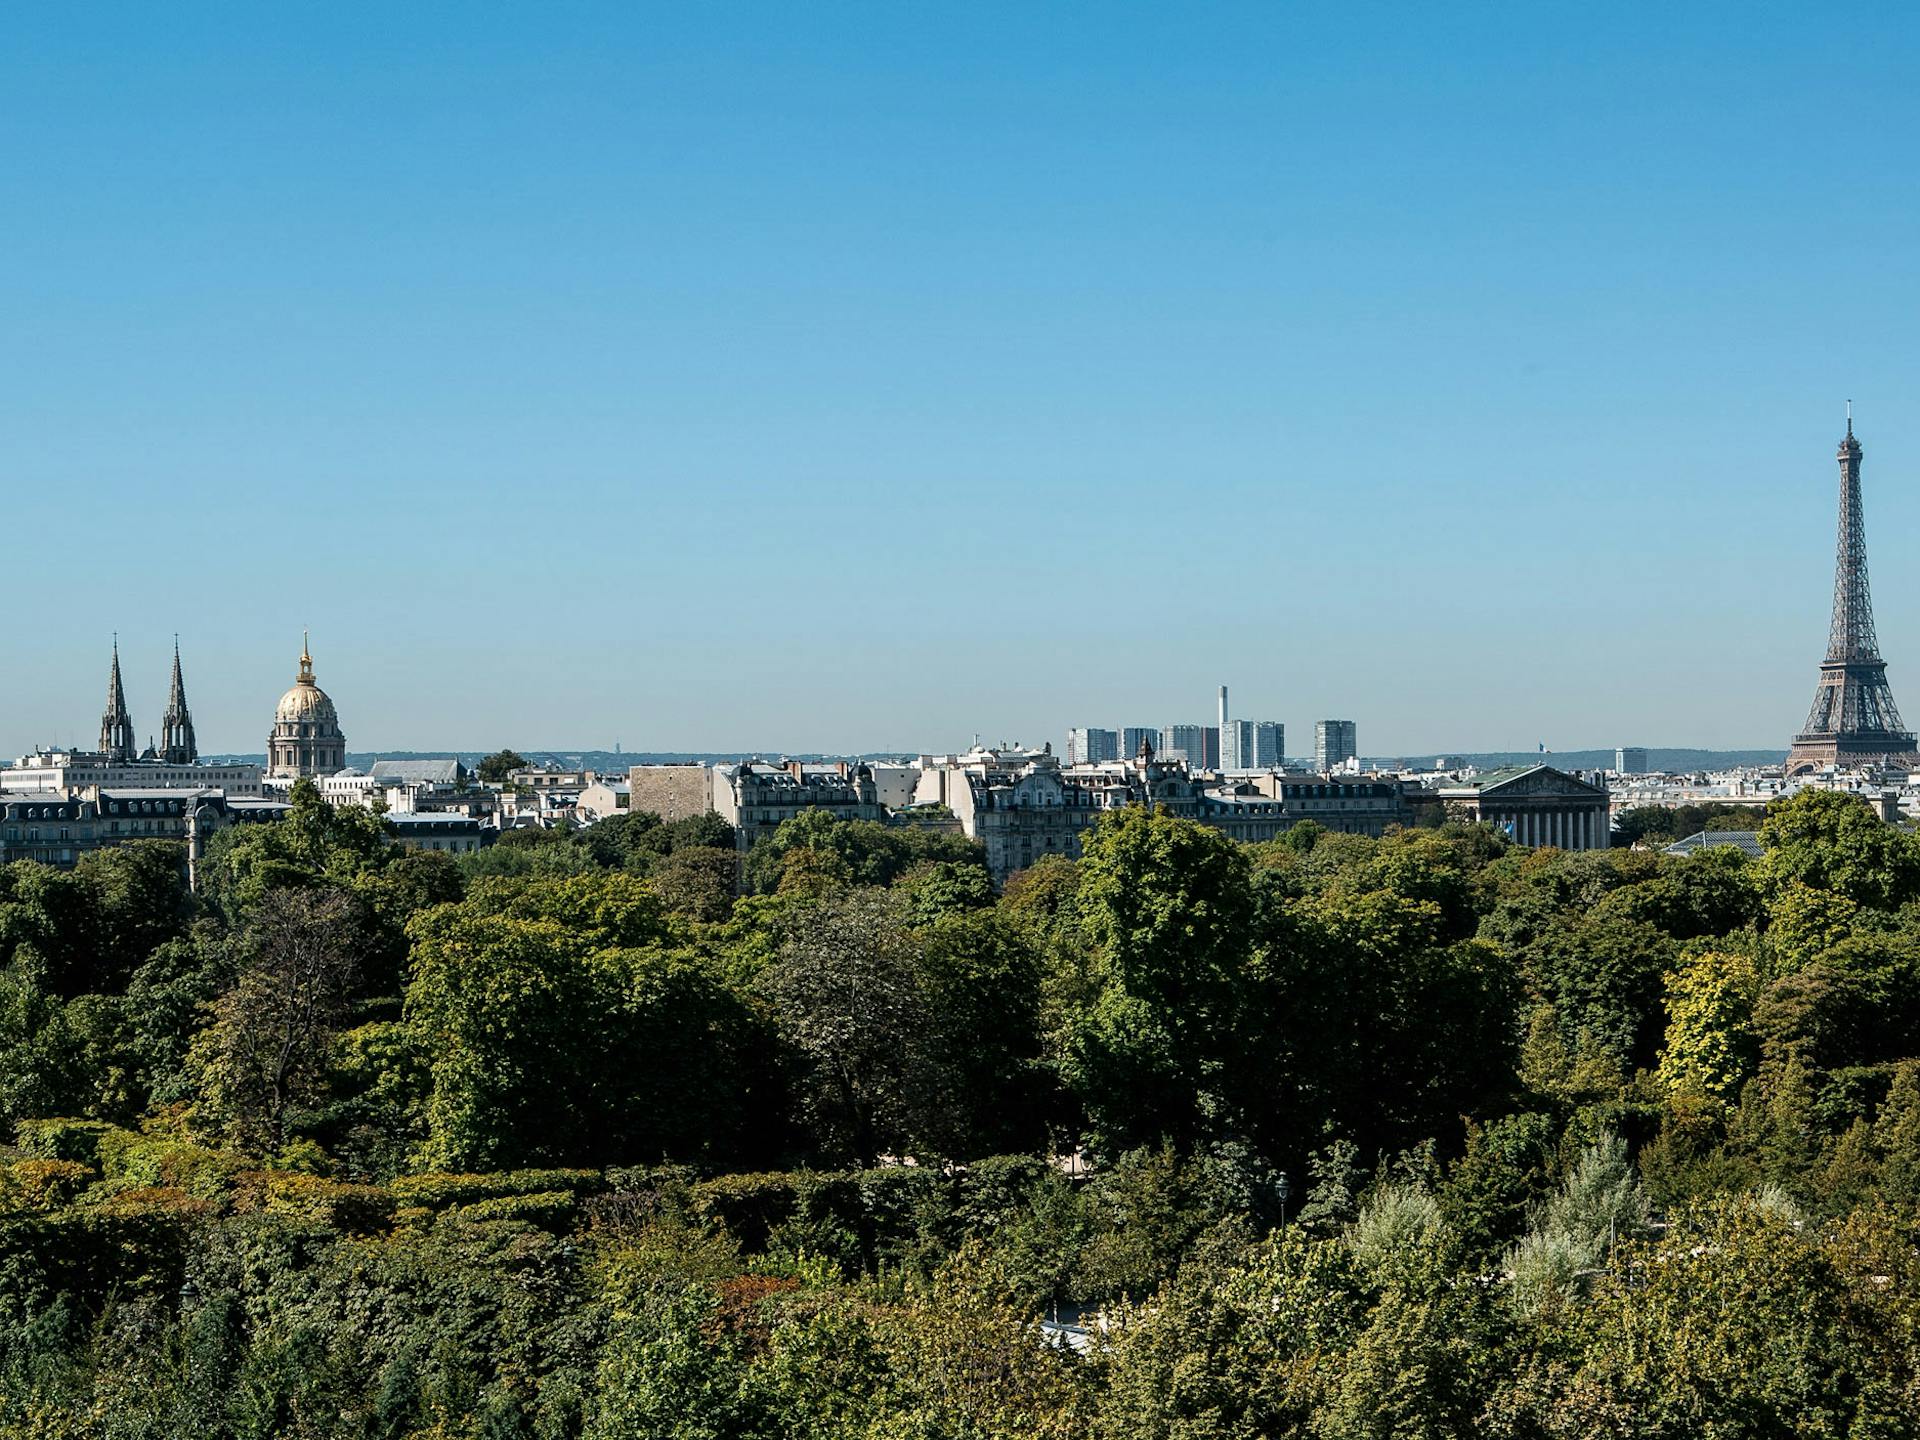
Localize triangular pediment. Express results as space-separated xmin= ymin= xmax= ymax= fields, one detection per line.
xmin=1476 ymin=764 xmax=1606 ymax=800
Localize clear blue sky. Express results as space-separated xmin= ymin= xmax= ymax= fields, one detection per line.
xmin=5 ymin=3 xmax=1917 ymax=757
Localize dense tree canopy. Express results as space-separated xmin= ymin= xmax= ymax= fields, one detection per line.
xmin=1 ymin=784 xmax=1918 ymax=1432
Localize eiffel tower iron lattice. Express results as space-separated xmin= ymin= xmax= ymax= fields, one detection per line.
xmin=1786 ymin=416 xmax=1919 ymax=773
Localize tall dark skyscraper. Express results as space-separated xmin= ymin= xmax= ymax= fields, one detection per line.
xmin=1787 ymin=415 xmax=1919 ymax=773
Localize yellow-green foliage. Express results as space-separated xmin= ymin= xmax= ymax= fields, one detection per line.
xmin=390 ymin=1167 xmax=604 ymax=1212
xmin=254 ymin=1171 xmax=396 ymax=1232
xmin=0 ymin=1158 xmax=94 ymax=1212
xmin=443 ymin=1189 xmax=577 ymax=1229
xmin=93 ymin=1127 xmax=250 ymax=1202
xmin=1659 ymin=949 xmax=1762 ymax=1099
xmin=13 ymin=1118 xmax=116 ymax=1165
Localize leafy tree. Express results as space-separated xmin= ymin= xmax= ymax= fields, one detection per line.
xmin=663 ymin=811 xmax=736 ymax=852
xmin=1658 ymin=948 xmax=1761 ymax=1100
xmin=1614 ymin=801 xmax=1769 ymax=847
xmin=0 ymin=842 xmax=195 ymax=999
xmin=1059 ymin=809 xmax=1253 ymax=1153
xmin=198 ymin=779 xmax=394 ymax=918
xmin=758 ymin=891 xmax=947 ymax=1165
xmin=897 ymin=858 xmax=996 ymax=926
xmin=648 ymin=845 xmax=739 ymax=923
xmin=475 ymin=749 xmax=528 ymax=784
xmin=1504 ymin=1132 xmax=1647 ymax=1316
xmin=185 ymin=888 xmax=365 ymax=1152
xmin=1760 ymin=788 xmax=1920 ymax=909
xmin=1521 ymin=912 xmax=1675 ymax=1072
xmin=574 ymin=809 xmax=666 ymax=870
xmin=1439 ymin=1112 xmax=1556 ymax=1261
xmin=1513 ymin=1200 xmax=1914 ymax=1437
xmin=919 ymin=910 xmax=1051 ymax=1154
xmin=1265 ymin=890 xmax=1520 ymax=1164
xmin=745 ymin=811 xmax=986 ymax=895
xmin=405 ymin=872 xmax=765 ymax=1170
xmin=1873 ymin=1061 xmax=1920 ymax=1207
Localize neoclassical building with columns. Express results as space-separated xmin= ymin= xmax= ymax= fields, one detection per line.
xmin=1437 ymin=764 xmax=1611 ymax=850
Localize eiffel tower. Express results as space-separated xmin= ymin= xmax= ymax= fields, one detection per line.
xmin=1787 ymin=413 xmax=1919 ymax=773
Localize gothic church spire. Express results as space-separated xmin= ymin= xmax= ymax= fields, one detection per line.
xmin=99 ymin=639 xmax=135 ymax=763
xmin=161 ymin=636 xmax=197 ymax=764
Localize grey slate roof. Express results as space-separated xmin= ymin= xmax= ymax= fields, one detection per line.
xmin=370 ymin=759 xmax=465 ymax=785
xmin=1664 ymin=830 xmax=1765 ymax=858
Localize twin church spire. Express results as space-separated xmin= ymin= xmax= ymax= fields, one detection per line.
xmin=97 ymin=638 xmax=198 ymax=765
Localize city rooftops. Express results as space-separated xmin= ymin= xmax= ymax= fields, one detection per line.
xmin=386 ymin=813 xmax=482 ymax=833
xmin=371 ymin=758 xmax=466 ymax=785
xmin=1664 ymin=830 xmax=1765 ymax=858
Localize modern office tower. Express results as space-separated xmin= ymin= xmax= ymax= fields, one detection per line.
xmin=1162 ymin=724 xmax=1207 ymax=765
xmin=1253 ymin=720 xmax=1284 ymax=768
xmin=1315 ymin=719 xmax=1357 ymax=772
xmin=1223 ymin=719 xmax=1252 ymax=769
xmin=1225 ymin=718 xmax=1285 ymax=769
xmin=1068 ymin=727 xmax=1120 ymax=765
xmin=1201 ymin=726 xmax=1220 ymax=769
xmin=1614 ymin=746 xmax=1649 ymax=774
xmin=1121 ymin=726 xmax=1156 ymax=759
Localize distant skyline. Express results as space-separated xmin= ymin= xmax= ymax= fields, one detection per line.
xmin=7 ymin=4 xmax=1919 ymax=757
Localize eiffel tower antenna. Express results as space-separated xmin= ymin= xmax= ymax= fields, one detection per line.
xmin=1787 ymin=413 xmax=1918 ymax=772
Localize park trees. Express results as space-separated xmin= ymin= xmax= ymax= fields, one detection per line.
xmin=186 ymin=887 xmax=366 ymax=1152
xmin=1058 ymin=808 xmax=1254 ymax=1154
xmin=405 ymin=872 xmax=765 ymax=1170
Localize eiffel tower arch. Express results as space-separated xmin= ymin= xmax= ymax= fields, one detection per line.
xmin=1787 ymin=417 xmax=1919 ymax=774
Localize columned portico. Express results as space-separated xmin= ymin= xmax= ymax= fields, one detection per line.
xmin=1438 ymin=764 xmax=1611 ymax=851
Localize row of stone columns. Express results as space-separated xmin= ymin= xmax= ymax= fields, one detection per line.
xmin=1492 ymin=806 xmax=1606 ymax=850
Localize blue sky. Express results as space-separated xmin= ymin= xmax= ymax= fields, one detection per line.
xmin=4 ymin=3 xmax=1918 ymax=757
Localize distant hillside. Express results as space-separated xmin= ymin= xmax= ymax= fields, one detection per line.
xmin=1373 ymin=749 xmax=1786 ymax=772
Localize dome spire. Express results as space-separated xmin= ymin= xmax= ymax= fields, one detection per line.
xmin=298 ymin=630 xmax=315 ymax=685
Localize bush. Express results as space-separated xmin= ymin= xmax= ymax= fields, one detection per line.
xmin=93 ymin=1128 xmax=249 ymax=1202
xmin=254 ymin=1171 xmax=396 ymax=1232
xmin=444 ymin=1189 xmax=578 ymax=1230
xmin=692 ymin=1171 xmax=804 ymax=1249
xmin=13 ymin=1118 xmax=116 ymax=1166
xmin=1 ymin=1158 xmax=94 ymax=1212
xmin=390 ymin=1167 xmax=605 ymax=1212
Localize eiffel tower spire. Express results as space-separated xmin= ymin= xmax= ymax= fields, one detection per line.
xmin=98 ymin=637 xmax=135 ymax=763
xmin=1787 ymin=415 xmax=1919 ymax=773
xmin=160 ymin=636 xmax=197 ymax=764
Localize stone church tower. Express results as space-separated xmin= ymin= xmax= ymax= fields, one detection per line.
xmin=98 ymin=640 xmax=135 ymax=763
xmin=160 ymin=639 xmax=198 ymax=764
xmin=267 ymin=634 xmax=347 ymax=778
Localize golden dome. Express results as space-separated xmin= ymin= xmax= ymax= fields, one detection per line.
xmin=275 ymin=633 xmax=339 ymax=726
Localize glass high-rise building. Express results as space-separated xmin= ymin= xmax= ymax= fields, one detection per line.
xmin=1223 ymin=719 xmax=1284 ymax=769
xmin=1162 ymin=724 xmax=1207 ymax=765
xmin=1315 ymin=719 xmax=1357 ymax=772
xmin=1068 ymin=727 xmax=1120 ymax=765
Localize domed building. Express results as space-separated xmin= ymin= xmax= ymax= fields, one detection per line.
xmin=267 ymin=634 xmax=347 ymax=778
